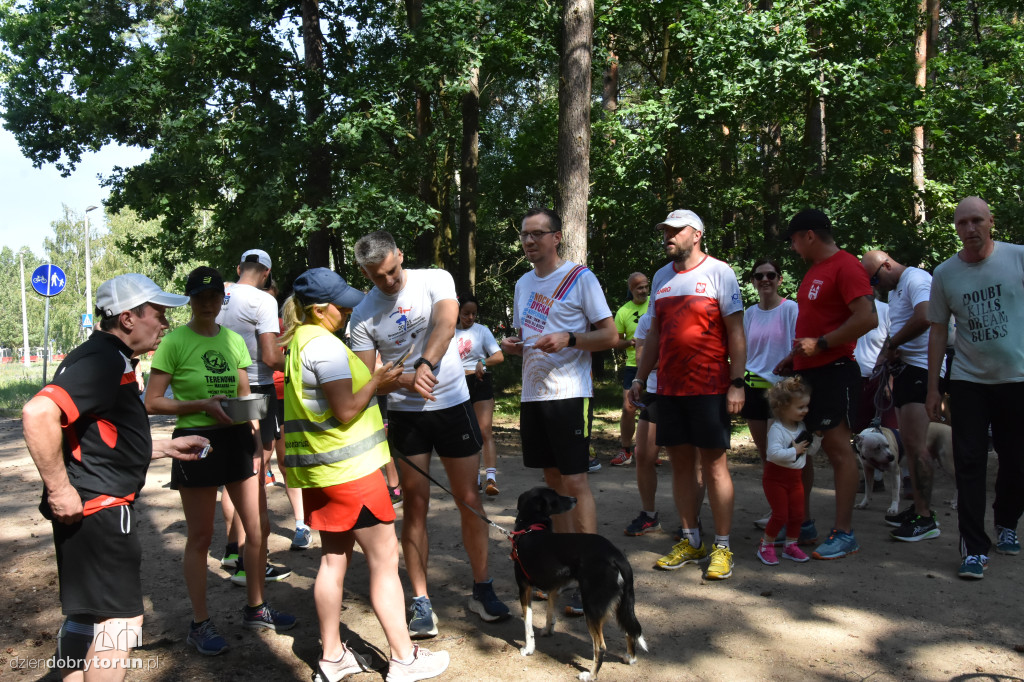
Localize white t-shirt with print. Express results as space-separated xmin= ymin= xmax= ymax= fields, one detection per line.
xmin=888 ymin=266 xmax=932 ymax=370
xmin=455 ymin=323 xmax=501 ymax=372
xmin=349 ymin=268 xmax=469 ymax=411
xmin=216 ymin=282 xmax=280 ymax=386
xmin=513 ymin=261 xmax=612 ymax=402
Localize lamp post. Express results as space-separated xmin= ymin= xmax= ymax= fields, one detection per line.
xmin=84 ymin=205 xmax=98 ymax=333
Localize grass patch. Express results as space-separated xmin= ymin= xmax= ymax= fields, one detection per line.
xmin=0 ymin=365 xmax=44 ymax=417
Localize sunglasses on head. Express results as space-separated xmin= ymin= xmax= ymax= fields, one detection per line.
xmin=753 ymin=271 xmax=778 ymax=281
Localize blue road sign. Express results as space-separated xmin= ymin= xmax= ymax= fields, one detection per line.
xmin=81 ymin=313 xmax=94 ymax=328
xmin=31 ymin=264 xmax=67 ymax=297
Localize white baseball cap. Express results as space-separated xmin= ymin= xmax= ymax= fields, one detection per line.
xmin=240 ymin=249 xmax=272 ymax=269
xmin=656 ymin=209 xmax=705 ymax=234
xmin=96 ymin=274 xmax=189 ymax=316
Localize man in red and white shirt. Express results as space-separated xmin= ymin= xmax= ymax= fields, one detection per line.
xmin=630 ymin=209 xmax=746 ymax=581
xmin=776 ymin=209 xmax=877 ymax=561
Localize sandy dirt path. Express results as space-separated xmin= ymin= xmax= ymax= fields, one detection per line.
xmin=2 ymin=414 xmax=1022 ymax=681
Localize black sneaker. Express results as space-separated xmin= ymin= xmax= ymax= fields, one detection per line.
xmin=891 ymin=513 xmax=941 ymax=542
xmin=230 ymin=563 xmax=292 ymax=585
xmin=884 ymin=506 xmax=916 ymax=528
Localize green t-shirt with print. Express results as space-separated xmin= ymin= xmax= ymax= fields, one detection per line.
xmin=151 ymin=325 xmax=253 ymax=429
xmin=614 ymin=298 xmax=649 ymax=366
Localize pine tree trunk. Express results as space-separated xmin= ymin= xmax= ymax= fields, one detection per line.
xmin=301 ymin=0 xmax=332 ymax=268
xmin=458 ymin=65 xmax=480 ymax=294
xmin=557 ymin=0 xmax=593 ymax=266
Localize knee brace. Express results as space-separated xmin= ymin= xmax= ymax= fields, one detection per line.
xmin=56 ymin=616 xmax=95 ymax=671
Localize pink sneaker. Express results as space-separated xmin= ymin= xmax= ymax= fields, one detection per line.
xmin=782 ymin=543 xmax=810 ymax=563
xmin=756 ymin=541 xmax=779 ymax=565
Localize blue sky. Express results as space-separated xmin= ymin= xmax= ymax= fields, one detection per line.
xmin=1 ymin=124 xmax=150 ymax=257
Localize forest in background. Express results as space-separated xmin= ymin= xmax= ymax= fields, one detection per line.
xmin=2 ymin=0 xmax=1022 ymax=353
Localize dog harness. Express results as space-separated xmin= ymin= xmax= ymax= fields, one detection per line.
xmin=509 ymin=522 xmax=549 ymax=583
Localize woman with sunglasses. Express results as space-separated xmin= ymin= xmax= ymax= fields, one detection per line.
xmin=280 ymin=268 xmax=449 ymax=682
xmin=741 ymin=259 xmax=807 ymax=533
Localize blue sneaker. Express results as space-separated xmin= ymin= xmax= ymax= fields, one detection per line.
xmin=290 ymin=525 xmax=312 ymax=551
xmin=186 ymin=619 xmax=228 ymax=655
xmin=408 ymin=596 xmax=438 ymax=639
xmin=468 ymin=580 xmax=510 ymax=622
xmin=811 ymin=528 xmax=859 ymax=560
xmin=958 ymin=554 xmax=989 ymax=579
xmin=242 ymin=602 xmax=296 ymax=631
xmin=798 ymin=519 xmax=818 ymax=546
xmin=995 ymin=526 xmax=1020 ymax=555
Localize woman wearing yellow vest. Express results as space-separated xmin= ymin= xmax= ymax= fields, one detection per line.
xmin=281 ymin=268 xmax=449 ymax=682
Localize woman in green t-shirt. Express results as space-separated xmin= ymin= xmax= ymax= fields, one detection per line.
xmin=145 ymin=266 xmax=295 ymax=655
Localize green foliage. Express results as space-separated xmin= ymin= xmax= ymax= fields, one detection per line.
xmin=2 ymin=0 xmax=1023 ymax=316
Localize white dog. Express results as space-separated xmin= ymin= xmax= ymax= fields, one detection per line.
xmin=854 ymin=423 xmax=955 ymax=516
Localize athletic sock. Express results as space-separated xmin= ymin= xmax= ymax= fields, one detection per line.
xmin=643 ymin=510 xmax=657 ymax=517
xmin=714 ymin=535 xmax=730 ymax=549
xmin=486 ymin=467 xmax=496 ymax=481
xmin=681 ymin=528 xmax=701 ymax=547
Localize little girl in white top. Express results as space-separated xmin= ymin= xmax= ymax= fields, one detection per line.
xmin=757 ymin=376 xmax=812 ymax=566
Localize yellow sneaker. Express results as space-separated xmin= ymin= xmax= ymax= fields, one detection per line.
xmin=704 ymin=544 xmax=734 ymax=580
xmin=654 ymin=539 xmax=707 ymax=570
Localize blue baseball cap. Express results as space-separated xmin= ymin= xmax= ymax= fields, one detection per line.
xmin=293 ymin=268 xmax=364 ymax=309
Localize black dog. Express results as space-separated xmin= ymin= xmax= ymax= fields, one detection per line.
xmin=512 ymin=487 xmax=647 ymax=680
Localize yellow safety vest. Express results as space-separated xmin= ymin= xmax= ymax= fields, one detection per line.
xmin=283 ymin=324 xmax=390 ymax=488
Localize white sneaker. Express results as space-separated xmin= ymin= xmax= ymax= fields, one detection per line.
xmin=312 ymin=646 xmax=369 ymax=682
xmin=387 ymin=645 xmax=450 ymax=682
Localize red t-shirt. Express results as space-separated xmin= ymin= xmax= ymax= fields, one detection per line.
xmin=794 ymin=249 xmax=873 ymax=370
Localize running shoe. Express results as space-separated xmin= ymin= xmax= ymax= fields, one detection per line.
xmin=782 ymin=543 xmax=810 ymax=562
xmin=290 ymin=525 xmax=312 ymax=551
xmin=958 ymin=554 xmax=988 ymax=580
xmin=995 ymin=526 xmax=1020 ymax=555
xmin=220 ymin=543 xmax=239 ymax=569
xmin=484 ymin=479 xmax=500 ymax=496
xmin=624 ymin=511 xmax=661 ymax=536
xmin=408 ymin=597 xmax=439 ymax=639
xmin=812 ymin=529 xmax=859 ymax=560
xmin=312 ymin=646 xmax=369 ymax=682
xmin=468 ymin=580 xmax=509 ymax=622
xmin=654 ymin=539 xmax=707 ymax=570
xmin=564 ymin=588 xmax=584 ymax=617
xmin=186 ymin=619 xmax=228 ymax=656
xmin=231 ymin=563 xmax=292 ymax=585
xmin=387 ymin=645 xmax=450 ymax=682
xmin=884 ymin=506 xmax=916 ymax=528
xmin=610 ymin=448 xmax=633 ymax=466
xmin=756 ymin=541 xmax=778 ymax=566
xmin=798 ymin=519 xmax=818 ymax=546
xmin=890 ymin=513 xmax=940 ymax=542
xmin=242 ymin=602 xmax=296 ymax=631
xmin=705 ymin=544 xmax=733 ymax=579
xmin=588 ymin=456 xmax=602 ymax=473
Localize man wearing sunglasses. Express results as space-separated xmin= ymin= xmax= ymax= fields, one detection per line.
xmin=775 ymin=209 xmax=877 ymax=561
xmin=861 ymin=250 xmax=942 ymax=542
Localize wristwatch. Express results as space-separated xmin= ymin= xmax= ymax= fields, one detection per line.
xmin=816 ymin=336 xmax=829 ymax=351
xmin=413 ymin=357 xmax=436 ymax=372
xmin=730 ymin=377 xmax=745 ymax=389
xmin=567 ymin=331 xmax=577 ymax=348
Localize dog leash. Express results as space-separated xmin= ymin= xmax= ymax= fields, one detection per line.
xmin=869 ymin=361 xmax=896 ymax=428
xmin=391 ymin=451 xmax=514 ymax=540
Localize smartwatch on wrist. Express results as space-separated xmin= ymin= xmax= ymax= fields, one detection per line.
xmin=567 ymin=331 xmax=577 ymax=348
xmin=413 ymin=357 xmax=436 ymax=372
xmin=816 ymin=335 xmax=829 ymax=351
xmin=730 ymin=377 xmax=745 ymax=389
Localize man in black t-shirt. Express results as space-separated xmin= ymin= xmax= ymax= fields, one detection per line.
xmin=22 ymin=274 xmax=206 ymax=679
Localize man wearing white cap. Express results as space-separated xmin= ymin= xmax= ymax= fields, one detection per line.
xmin=216 ymin=249 xmax=294 ymax=583
xmin=22 ymin=274 xmax=209 ymax=679
xmin=630 ymin=209 xmax=747 ymax=580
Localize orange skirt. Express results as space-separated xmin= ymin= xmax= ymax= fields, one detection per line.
xmin=301 ymin=469 xmax=397 ymax=532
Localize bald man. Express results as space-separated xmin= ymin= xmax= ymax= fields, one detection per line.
xmin=927 ymin=196 xmax=1024 ymax=579
xmin=861 ymin=250 xmax=940 ymax=541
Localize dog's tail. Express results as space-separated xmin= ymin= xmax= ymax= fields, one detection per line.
xmin=613 ymin=556 xmax=647 ymax=658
